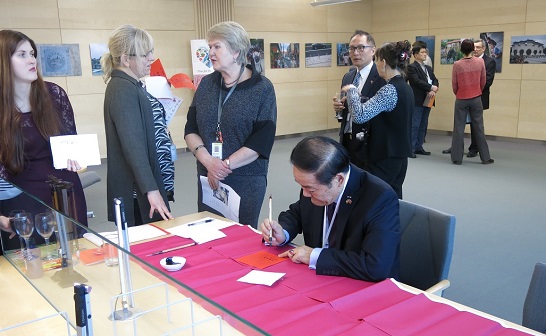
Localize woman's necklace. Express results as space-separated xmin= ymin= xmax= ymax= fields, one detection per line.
xmin=222 ymin=65 xmax=245 ymax=87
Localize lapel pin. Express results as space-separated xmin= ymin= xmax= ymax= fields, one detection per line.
xmin=346 ymin=196 xmax=352 ymax=205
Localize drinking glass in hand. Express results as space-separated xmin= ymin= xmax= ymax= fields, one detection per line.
xmin=13 ymin=212 xmax=35 ymax=260
xmin=35 ymin=212 xmax=55 ymax=260
xmin=334 ymin=92 xmax=346 ymax=120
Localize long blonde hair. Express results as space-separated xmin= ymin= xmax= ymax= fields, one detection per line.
xmin=101 ymin=24 xmax=154 ymax=83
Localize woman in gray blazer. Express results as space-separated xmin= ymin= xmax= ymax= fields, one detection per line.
xmin=101 ymin=25 xmax=174 ymax=225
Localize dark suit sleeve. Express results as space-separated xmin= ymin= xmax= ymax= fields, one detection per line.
xmin=316 ymin=188 xmax=400 ymax=281
xmin=277 ymin=191 xmax=305 ymax=241
xmin=484 ymin=57 xmax=496 ymax=91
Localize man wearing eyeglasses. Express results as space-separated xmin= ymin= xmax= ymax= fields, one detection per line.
xmin=333 ymin=30 xmax=386 ymax=169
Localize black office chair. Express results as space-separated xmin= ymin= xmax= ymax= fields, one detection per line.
xmin=398 ymin=200 xmax=456 ymax=296
xmin=522 ymin=262 xmax=546 ymax=333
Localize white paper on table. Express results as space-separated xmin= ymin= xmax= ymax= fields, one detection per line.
xmin=83 ymin=224 xmax=167 ymax=246
xmin=200 ymin=176 xmax=241 ymax=222
xmin=166 ymin=217 xmax=231 ymax=244
xmin=237 ymin=270 xmax=286 ymax=286
xmin=50 ymin=134 xmax=101 ymax=169
xmin=158 ymin=96 xmax=182 ymax=126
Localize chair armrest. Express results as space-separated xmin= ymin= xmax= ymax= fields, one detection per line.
xmin=425 ymin=279 xmax=451 ymax=296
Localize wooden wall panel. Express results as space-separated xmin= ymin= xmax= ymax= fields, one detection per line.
xmin=525 ymin=0 xmax=546 ymax=23
xmin=4 ymin=0 xmax=60 ymax=29
xmin=373 ymin=0 xmax=430 ymax=33
xmin=235 ymin=0 xmax=323 ymax=32
xmin=518 ymin=80 xmax=546 ymax=140
xmin=325 ymin=1 xmax=372 ymax=33
xmin=57 ymin=0 xmax=195 ymax=31
xmin=275 ymin=82 xmax=329 ymax=136
xmin=485 ymin=80 xmax=520 ymax=138
xmin=429 ymin=0 xmax=527 ymax=29
xmin=0 ymin=0 xmax=8 ymax=27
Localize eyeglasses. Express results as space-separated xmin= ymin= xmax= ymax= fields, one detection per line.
xmin=349 ymin=45 xmax=372 ymax=53
xmin=130 ymin=48 xmax=154 ymax=58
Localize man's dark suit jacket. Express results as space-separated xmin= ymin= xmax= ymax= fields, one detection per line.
xmin=481 ymin=54 xmax=496 ymax=110
xmin=407 ymin=61 xmax=439 ymax=106
xmin=278 ymin=165 xmax=400 ymax=282
xmin=338 ymin=65 xmax=386 ymax=167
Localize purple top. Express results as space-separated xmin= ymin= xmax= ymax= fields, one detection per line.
xmin=0 ymin=82 xmax=88 ymax=251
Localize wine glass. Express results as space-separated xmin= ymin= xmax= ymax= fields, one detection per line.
xmin=9 ymin=210 xmax=27 ymax=257
xmin=35 ymin=212 xmax=55 ymax=260
xmin=12 ymin=212 xmax=34 ymax=260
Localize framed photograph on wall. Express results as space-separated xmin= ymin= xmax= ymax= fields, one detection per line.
xmin=304 ymin=42 xmax=332 ymax=68
xmin=89 ymin=43 xmax=108 ymax=76
xmin=440 ymin=39 xmax=464 ymax=64
xmin=36 ymin=44 xmax=82 ymax=77
xmin=248 ymin=38 xmax=265 ymax=75
xmin=415 ymin=36 xmax=436 ymax=69
xmin=337 ymin=43 xmax=352 ymax=66
xmin=509 ymin=34 xmax=546 ymax=64
xmin=270 ymin=43 xmax=300 ymax=69
xmin=480 ymin=32 xmax=503 ymax=72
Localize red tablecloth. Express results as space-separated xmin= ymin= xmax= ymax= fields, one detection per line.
xmin=131 ymin=224 xmax=530 ymax=336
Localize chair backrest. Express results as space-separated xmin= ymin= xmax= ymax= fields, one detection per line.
xmin=523 ymin=262 xmax=546 ymax=333
xmin=398 ymin=200 xmax=456 ymax=292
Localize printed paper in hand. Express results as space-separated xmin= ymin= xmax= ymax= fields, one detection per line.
xmin=237 ymin=270 xmax=285 ymax=286
xmin=50 ymin=134 xmax=101 ymax=169
xmin=200 ymin=176 xmax=241 ymax=222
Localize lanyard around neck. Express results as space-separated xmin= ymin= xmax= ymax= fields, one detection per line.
xmin=322 ymin=201 xmax=341 ymax=248
xmin=217 ymin=65 xmax=245 ymax=127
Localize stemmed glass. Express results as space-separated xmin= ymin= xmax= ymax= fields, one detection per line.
xmin=35 ymin=212 xmax=55 ymax=260
xmin=9 ymin=210 xmax=28 ymax=257
xmin=12 ymin=212 xmax=35 ymax=260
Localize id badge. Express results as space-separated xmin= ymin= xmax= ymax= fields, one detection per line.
xmin=211 ymin=142 xmax=222 ymax=159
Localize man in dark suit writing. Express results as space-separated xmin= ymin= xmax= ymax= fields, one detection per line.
xmin=259 ymin=136 xmax=400 ymax=281
xmin=333 ymin=30 xmax=386 ymax=169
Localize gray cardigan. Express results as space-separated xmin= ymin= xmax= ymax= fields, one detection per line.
xmin=103 ymin=69 xmax=169 ymax=225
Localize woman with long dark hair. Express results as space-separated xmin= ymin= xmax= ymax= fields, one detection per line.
xmin=0 ymin=30 xmax=88 ymax=250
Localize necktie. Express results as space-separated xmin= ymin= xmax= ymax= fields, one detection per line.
xmin=345 ymin=72 xmax=361 ymax=134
